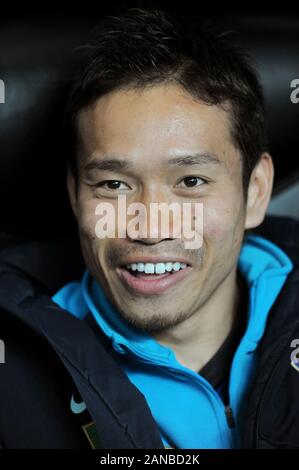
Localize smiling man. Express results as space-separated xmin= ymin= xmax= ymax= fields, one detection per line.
xmin=1 ymin=7 xmax=299 ymax=450
xmin=66 ymin=82 xmax=267 ymax=374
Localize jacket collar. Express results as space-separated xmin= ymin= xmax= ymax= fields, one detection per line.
xmin=0 ymin=271 xmax=165 ymax=449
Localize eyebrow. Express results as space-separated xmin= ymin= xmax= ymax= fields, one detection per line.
xmin=83 ymin=152 xmax=222 ymax=173
xmin=83 ymin=158 xmax=133 ymax=173
xmin=166 ymin=153 xmax=222 ymax=167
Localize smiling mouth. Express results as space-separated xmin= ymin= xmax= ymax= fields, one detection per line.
xmin=116 ymin=261 xmax=192 ymax=295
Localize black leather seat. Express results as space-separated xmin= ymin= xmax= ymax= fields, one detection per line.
xmin=0 ymin=12 xmax=298 ymax=247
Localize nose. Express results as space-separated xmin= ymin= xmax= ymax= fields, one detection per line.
xmin=126 ymin=186 xmax=179 ymax=245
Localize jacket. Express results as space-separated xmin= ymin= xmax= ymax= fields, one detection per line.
xmin=0 ymin=215 xmax=299 ymax=449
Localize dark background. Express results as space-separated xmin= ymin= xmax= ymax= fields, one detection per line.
xmin=0 ymin=1 xmax=299 ymax=242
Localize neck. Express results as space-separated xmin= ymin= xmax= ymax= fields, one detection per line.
xmin=152 ymin=267 xmax=242 ymax=373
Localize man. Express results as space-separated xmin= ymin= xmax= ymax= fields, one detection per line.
xmin=0 ymin=8 xmax=299 ymax=449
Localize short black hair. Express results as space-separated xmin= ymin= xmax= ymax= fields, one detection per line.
xmin=63 ymin=7 xmax=268 ymax=195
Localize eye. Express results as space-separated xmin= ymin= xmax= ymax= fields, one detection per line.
xmin=95 ymin=180 xmax=130 ymax=191
xmin=177 ymin=176 xmax=207 ymax=188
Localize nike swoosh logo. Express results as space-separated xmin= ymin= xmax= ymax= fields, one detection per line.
xmin=70 ymin=393 xmax=87 ymax=414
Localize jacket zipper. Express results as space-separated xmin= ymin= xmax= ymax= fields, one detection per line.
xmin=224 ymin=405 xmax=235 ymax=429
xmin=164 ymin=365 xmax=236 ymax=442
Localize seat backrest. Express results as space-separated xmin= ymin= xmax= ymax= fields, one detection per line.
xmin=1 ymin=14 xmax=298 ymax=241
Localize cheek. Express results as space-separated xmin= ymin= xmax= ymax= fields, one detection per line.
xmin=77 ymin=198 xmax=100 ymax=242
xmin=77 ymin=199 xmax=110 ymax=274
xmin=202 ymin=194 xmax=244 ymax=245
xmin=203 ymin=203 xmax=232 ymax=243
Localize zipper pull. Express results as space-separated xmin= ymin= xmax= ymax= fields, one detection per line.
xmin=225 ymin=405 xmax=235 ymax=428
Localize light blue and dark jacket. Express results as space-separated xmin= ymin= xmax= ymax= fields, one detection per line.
xmin=0 ymin=216 xmax=299 ymax=449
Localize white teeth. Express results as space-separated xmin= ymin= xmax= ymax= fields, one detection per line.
xmin=165 ymin=262 xmax=173 ymax=272
xmin=137 ymin=262 xmax=145 ymax=272
xmin=172 ymin=262 xmax=180 ymax=271
xmin=155 ymin=263 xmax=166 ymax=274
xmin=125 ymin=262 xmax=189 ymax=273
xmin=127 ymin=263 xmax=137 ymax=271
xmin=144 ymin=263 xmax=155 ymax=274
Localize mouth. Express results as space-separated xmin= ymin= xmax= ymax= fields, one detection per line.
xmin=115 ymin=260 xmax=192 ymax=295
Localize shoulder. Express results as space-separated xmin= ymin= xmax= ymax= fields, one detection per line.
xmin=253 ymin=215 xmax=299 ymax=267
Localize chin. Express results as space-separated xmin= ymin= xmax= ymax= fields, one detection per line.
xmin=117 ymin=303 xmax=189 ymax=333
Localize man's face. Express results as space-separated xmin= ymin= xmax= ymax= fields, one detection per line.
xmin=69 ymin=84 xmax=247 ymax=332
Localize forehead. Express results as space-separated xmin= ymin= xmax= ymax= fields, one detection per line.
xmin=77 ymin=84 xmax=240 ymax=170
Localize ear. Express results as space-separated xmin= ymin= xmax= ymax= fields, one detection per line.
xmin=245 ymin=152 xmax=274 ymax=230
xmin=66 ymin=165 xmax=78 ymax=220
